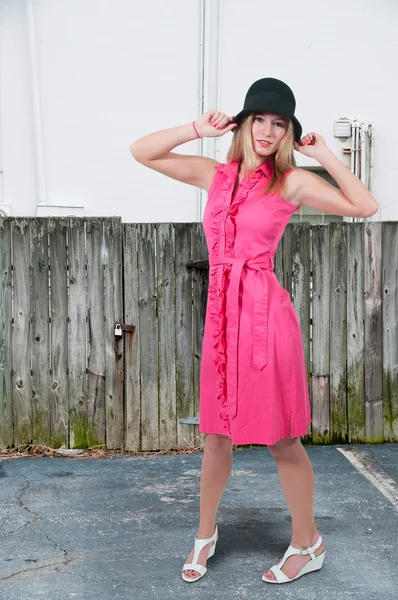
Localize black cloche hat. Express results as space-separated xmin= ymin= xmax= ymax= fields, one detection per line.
xmin=233 ymin=78 xmax=302 ymax=142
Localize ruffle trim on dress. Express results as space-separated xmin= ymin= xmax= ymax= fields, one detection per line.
xmin=225 ymin=170 xmax=264 ymax=256
xmin=207 ymin=162 xmax=266 ymax=436
xmin=209 ymin=164 xmax=235 ymax=257
xmin=208 ymin=262 xmax=232 ymax=436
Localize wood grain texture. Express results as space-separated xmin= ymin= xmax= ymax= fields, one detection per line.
xmin=86 ymin=219 xmax=106 ymax=447
xmin=1 ymin=218 xmax=396 ymax=450
xmin=311 ymin=376 xmax=330 ymax=443
xmin=157 ymin=223 xmax=177 ymax=450
xmin=347 ymin=223 xmax=366 ymax=442
xmin=175 ymin=223 xmax=195 ymax=449
xmin=329 ymin=223 xmax=348 ymax=442
xmin=49 ymin=219 xmax=69 ymax=448
xmin=191 ymin=223 xmax=208 ymax=450
xmin=12 ymin=219 xmax=32 ymax=445
xmin=31 ymin=219 xmax=50 ymax=444
xmin=123 ymin=224 xmax=141 ymax=451
xmin=68 ymin=218 xmax=88 ymax=449
xmin=312 ymin=225 xmax=331 ymax=442
xmin=281 ymin=222 xmax=312 ymax=442
xmin=364 ymin=223 xmax=383 ymax=442
xmin=138 ymin=223 xmax=159 ymax=451
xmin=382 ymin=223 xmax=398 ymax=441
xmin=103 ymin=218 xmax=124 ymax=449
xmin=0 ymin=218 xmax=12 ymax=448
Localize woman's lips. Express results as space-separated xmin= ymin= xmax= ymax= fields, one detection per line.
xmin=257 ymin=140 xmax=272 ymax=148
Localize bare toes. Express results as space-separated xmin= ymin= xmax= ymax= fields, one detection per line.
xmin=184 ymin=569 xmax=199 ymax=578
xmin=264 ymin=570 xmax=275 ymax=580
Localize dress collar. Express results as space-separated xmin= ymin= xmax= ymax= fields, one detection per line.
xmin=254 ymin=159 xmax=273 ymax=179
xmin=216 ymin=159 xmax=273 ymax=180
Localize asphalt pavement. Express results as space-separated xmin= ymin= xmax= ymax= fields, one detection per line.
xmin=0 ymin=444 xmax=397 ymax=600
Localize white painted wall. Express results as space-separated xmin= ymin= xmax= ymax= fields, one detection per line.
xmin=218 ymin=0 xmax=398 ymax=222
xmin=0 ymin=0 xmax=396 ymax=221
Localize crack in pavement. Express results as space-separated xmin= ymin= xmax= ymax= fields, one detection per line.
xmin=0 ymin=555 xmax=84 ymax=585
xmin=0 ymin=473 xmax=40 ymax=539
xmin=0 ymin=472 xmax=82 ymax=584
xmin=18 ymin=475 xmax=40 ymax=525
xmin=0 ymin=522 xmax=31 ymax=539
xmin=18 ymin=475 xmax=77 ymax=568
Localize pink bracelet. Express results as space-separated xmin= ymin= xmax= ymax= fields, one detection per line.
xmin=192 ymin=121 xmax=201 ymax=139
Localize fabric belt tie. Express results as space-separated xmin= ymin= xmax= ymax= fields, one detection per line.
xmin=209 ymin=254 xmax=274 ymax=419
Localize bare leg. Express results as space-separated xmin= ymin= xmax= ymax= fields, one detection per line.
xmin=264 ymin=437 xmax=325 ymax=580
xmin=183 ymin=433 xmax=233 ymax=579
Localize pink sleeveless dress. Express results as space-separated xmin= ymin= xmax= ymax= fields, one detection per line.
xmin=199 ymin=159 xmax=311 ymax=445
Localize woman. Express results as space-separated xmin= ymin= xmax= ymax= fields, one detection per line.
xmin=130 ymin=78 xmax=378 ymax=585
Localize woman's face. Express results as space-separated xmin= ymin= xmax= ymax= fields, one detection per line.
xmin=251 ymin=112 xmax=288 ymax=158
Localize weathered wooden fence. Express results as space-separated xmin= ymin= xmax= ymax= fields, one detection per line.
xmin=0 ymin=217 xmax=397 ymax=451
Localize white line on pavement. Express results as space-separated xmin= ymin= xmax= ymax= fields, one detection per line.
xmin=337 ymin=447 xmax=398 ymax=512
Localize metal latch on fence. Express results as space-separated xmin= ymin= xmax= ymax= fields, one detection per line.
xmin=185 ymin=259 xmax=209 ymax=270
xmin=114 ymin=322 xmax=136 ymax=337
xmin=179 ymin=416 xmax=199 ymax=425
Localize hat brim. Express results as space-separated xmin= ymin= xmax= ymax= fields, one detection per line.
xmin=232 ymin=107 xmax=302 ymax=142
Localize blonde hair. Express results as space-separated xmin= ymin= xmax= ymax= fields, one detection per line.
xmin=226 ymin=113 xmax=297 ymax=195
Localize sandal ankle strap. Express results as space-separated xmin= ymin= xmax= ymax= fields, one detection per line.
xmin=279 ymin=534 xmax=323 ymax=567
xmin=195 ymin=524 xmax=218 ymax=546
xmin=291 ymin=534 xmax=323 ymax=556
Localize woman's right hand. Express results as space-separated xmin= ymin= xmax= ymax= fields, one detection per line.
xmin=194 ymin=110 xmax=237 ymax=138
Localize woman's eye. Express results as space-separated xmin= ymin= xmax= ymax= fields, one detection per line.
xmin=275 ymin=122 xmax=283 ymax=127
xmin=255 ymin=116 xmax=263 ymax=122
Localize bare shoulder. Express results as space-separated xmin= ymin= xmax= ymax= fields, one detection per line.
xmin=280 ymin=167 xmax=307 ymax=206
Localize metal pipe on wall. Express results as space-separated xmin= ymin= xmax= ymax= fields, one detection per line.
xmin=198 ymin=0 xmax=222 ymax=221
xmin=359 ymin=123 xmax=372 ymax=190
xmin=26 ymin=0 xmax=47 ymax=205
xmin=355 ymin=122 xmax=360 ymax=178
xmin=351 ymin=120 xmax=360 ymax=178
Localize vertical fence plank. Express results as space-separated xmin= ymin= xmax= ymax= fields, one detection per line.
xmin=48 ymin=219 xmax=69 ymax=447
xmin=291 ymin=223 xmax=311 ymax=374
xmin=191 ymin=223 xmax=208 ymax=449
xmin=364 ymin=223 xmax=383 ymax=442
xmin=311 ymin=376 xmax=329 ymax=443
xmin=329 ymin=223 xmax=348 ymax=442
xmin=86 ymin=218 xmax=106 ymax=447
xmin=382 ymin=223 xmax=398 ymax=441
xmin=175 ymin=223 xmax=195 ymax=449
xmin=68 ymin=218 xmax=88 ymax=448
xmin=347 ymin=223 xmax=366 ymax=442
xmin=281 ymin=222 xmax=312 ymax=441
xmin=123 ymin=224 xmax=141 ymax=451
xmin=0 ymin=218 xmax=12 ymax=448
xmin=138 ymin=223 xmax=159 ymax=451
xmin=31 ymin=219 xmax=50 ymax=444
xmin=157 ymin=223 xmax=177 ymax=450
xmin=103 ymin=218 xmax=124 ymax=449
xmin=311 ymin=226 xmax=331 ymax=443
xmin=291 ymin=222 xmax=311 ymax=441
xmin=12 ymin=219 xmax=32 ymax=445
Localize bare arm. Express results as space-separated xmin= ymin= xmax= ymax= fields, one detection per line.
xmin=284 ymin=132 xmax=379 ymax=218
xmin=130 ymin=111 xmax=237 ymax=192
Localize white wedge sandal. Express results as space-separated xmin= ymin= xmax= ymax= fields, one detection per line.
xmin=262 ymin=534 xmax=325 ymax=584
xmin=181 ymin=525 xmax=218 ymax=583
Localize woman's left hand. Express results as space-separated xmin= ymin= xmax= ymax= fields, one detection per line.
xmin=294 ymin=132 xmax=327 ymax=159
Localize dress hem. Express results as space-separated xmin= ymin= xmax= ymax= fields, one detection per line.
xmin=198 ymin=421 xmax=312 ymax=446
